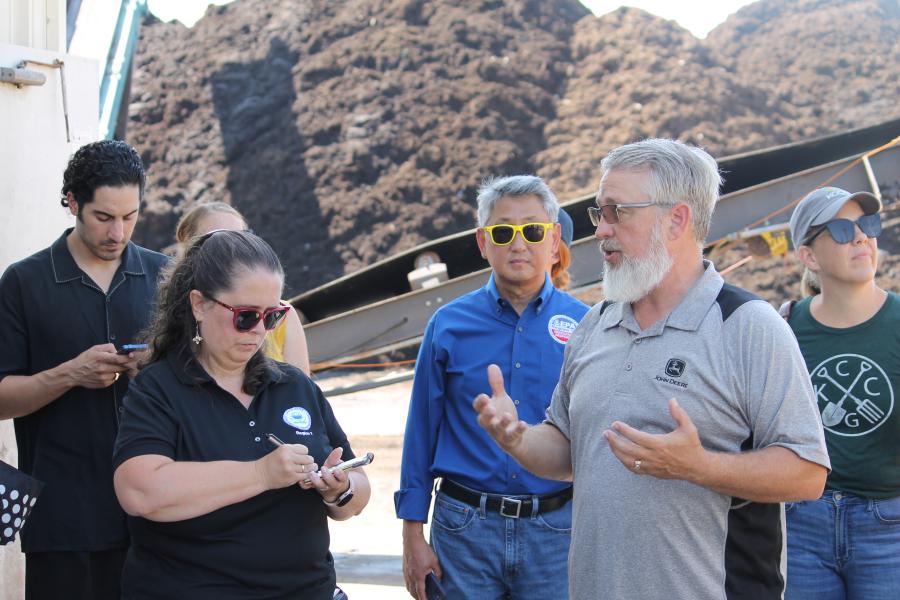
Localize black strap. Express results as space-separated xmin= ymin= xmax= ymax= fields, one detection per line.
xmin=778 ymin=300 xmax=797 ymax=321
xmin=440 ymin=480 xmax=572 ymax=517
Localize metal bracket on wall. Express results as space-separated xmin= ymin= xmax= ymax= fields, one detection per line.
xmin=15 ymin=59 xmax=71 ymax=142
xmin=0 ymin=66 xmax=46 ymax=87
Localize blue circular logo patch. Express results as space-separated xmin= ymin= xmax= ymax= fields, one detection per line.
xmin=283 ymin=407 xmax=312 ymax=431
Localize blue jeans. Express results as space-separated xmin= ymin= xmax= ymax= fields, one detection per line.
xmin=430 ymin=489 xmax=571 ymax=599
xmin=785 ymin=490 xmax=900 ymax=600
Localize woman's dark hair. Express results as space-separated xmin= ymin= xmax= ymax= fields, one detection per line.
xmin=60 ymin=140 xmax=146 ymax=208
xmin=144 ymin=230 xmax=284 ymax=394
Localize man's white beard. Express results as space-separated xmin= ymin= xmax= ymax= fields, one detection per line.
xmin=601 ymin=219 xmax=673 ymax=304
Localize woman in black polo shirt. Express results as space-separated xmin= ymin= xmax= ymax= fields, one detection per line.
xmin=113 ymin=230 xmax=370 ymax=599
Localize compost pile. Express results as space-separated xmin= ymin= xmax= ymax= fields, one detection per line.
xmin=125 ymin=0 xmax=900 ymax=296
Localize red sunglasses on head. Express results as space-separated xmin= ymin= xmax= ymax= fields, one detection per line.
xmin=208 ymin=297 xmax=291 ymax=332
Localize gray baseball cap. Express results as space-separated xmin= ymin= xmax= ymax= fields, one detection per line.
xmin=558 ymin=207 xmax=574 ymax=246
xmin=789 ymin=187 xmax=881 ymax=248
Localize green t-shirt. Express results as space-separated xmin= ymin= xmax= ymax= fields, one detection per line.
xmin=788 ymin=291 xmax=900 ymax=498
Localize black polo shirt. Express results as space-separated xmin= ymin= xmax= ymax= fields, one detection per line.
xmin=112 ymin=352 xmax=354 ymax=600
xmin=0 ymin=229 xmax=168 ymax=553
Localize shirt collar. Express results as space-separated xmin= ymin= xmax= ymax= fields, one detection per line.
xmin=601 ymin=300 xmax=626 ymax=330
xmin=601 ymin=260 xmax=723 ymax=333
xmin=50 ymin=228 xmax=148 ymax=283
xmin=120 ymin=240 xmax=148 ymax=276
xmin=664 ymin=260 xmax=723 ymax=332
xmin=485 ymin=272 xmax=554 ymax=312
xmin=50 ymin=229 xmax=82 ymax=283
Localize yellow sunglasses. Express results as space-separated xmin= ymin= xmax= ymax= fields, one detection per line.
xmin=481 ymin=222 xmax=555 ymax=246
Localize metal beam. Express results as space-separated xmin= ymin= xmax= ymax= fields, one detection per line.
xmin=306 ymin=144 xmax=900 ymax=365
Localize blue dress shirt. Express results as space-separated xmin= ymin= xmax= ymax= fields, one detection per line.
xmin=394 ymin=273 xmax=589 ymax=522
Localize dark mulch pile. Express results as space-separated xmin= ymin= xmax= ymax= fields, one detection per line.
xmin=125 ymin=0 xmax=900 ymax=297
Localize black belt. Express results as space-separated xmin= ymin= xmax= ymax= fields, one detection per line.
xmin=440 ymin=480 xmax=572 ymax=519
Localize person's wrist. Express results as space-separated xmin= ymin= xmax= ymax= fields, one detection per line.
xmin=500 ymin=426 xmax=525 ymax=455
xmin=688 ymin=447 xmax=715 ymax=487
xmin=58 ymin=358 xmax=79 ymax=389
xmin=402 ymin=519 xmax=425 ymax=541
xmin=252 ymin=458 xmax=272 ymax=491
xmin=323 ymin=476 xmax=353 ymax=506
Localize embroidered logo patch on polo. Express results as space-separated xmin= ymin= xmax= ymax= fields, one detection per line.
xmin=665 ymin=358 xmax=686 ymax=378
xmin=547 ymin=314 xmax=578 ymax=345
xmin=283 ymin=407 xmax=312 ymax=431
xmin=655 ymin=358 xmax=689 ymax=389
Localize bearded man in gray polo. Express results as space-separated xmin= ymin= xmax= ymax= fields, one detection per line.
xmin=474 ymin=138 xmax=830 ymax=600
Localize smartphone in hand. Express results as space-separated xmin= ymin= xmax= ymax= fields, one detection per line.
xmin=303 ymin=452 xmax=375 ymax=485
xmin=425 ymin=572 xmax=446 ymax=600
xmin=117 ymin=343 xmax=148 ymax=355
xmin=330 ymin=452 xmax=375 ymax=473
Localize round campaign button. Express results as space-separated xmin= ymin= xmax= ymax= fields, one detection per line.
xmin=547 ymin=314 xmax=578 ymax=345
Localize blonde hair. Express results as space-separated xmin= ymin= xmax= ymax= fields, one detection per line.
xmin=175 ymin=202 xmax=246 ymax=244
xmin=800 ymin=268 xmax=821 ymax=297
xmin=552 ymin=242 xmax=572 ymax=290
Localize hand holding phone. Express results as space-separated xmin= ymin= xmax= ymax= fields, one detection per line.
xmin=308 ymin=452 xmax=374 ymax=485
xmin=425 ymin=571 xmax=446 ymax=600
xmin=117 ymin=343 xmax=148 ymax=355
xmin=265 ymin=435 xmax=373 ymax=485
xmin=329 ymin=452 xmax=375 ymax=474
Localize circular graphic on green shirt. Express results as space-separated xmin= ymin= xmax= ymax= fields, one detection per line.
xmin=810 ymin=354 xmax=894 ymax=437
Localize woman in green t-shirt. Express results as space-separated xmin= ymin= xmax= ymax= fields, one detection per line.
xmin=784 ymin=187 xmax=900 ymax=600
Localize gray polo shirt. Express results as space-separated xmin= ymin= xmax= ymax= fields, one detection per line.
xmin=546 ymin=261 xmax=829 ymax=600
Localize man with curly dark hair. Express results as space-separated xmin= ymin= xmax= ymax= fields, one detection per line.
xmin=0 ymin=139 xmax=168 ymax=599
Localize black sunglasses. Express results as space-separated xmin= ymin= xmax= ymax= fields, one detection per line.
xmin=803 ymin=213 xmax=882 ymax=245
xmin=209 ymin=297 xmax=291 ymax=332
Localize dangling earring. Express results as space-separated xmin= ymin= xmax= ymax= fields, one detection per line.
xmin=192 ymin=321 xmax=203 ymax=345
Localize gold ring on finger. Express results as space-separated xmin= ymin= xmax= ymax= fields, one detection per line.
xmin=114 ymin=372 xmax=120 ymax=382
xmin=633 ymin=459 xmax=642 ymax=471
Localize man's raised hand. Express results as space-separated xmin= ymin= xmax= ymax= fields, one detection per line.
xmin=473 ymin=364 xmax=528 ymax=452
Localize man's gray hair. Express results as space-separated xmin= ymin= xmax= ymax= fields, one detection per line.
xmin=476 ymin=175 xmax=560 ymax=227
xmin=600 ymin=139 xmax=722 ymax=242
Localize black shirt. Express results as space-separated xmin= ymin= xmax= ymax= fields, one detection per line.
xmin=0 ymin=229 xmax=168 ymax=552
xmin=112 ymin=352 xmax=354 ymax=600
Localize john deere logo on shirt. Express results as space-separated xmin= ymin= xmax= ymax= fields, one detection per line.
xmin=811 ymin=354 xmax=894 ymax=437
xmin=655 ymin=358 xmax=688 ymax=389
xmin=548 ymin=314 xmax=578 ymax=345
xmin=283 ymin=407 xmax=312 ymax=431
xmin=665 ymin=358 xmax=686 ymax=378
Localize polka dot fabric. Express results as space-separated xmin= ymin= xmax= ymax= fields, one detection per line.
xmin=0 ymin=460 xmax=43 ymax=546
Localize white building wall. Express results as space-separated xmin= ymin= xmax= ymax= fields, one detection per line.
xmin=0 ymin=39 xmax=99 ymax=595
xmin=0 ymin=0 xmax=66 ymax=51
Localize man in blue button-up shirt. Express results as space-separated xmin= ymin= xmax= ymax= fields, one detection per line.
xmin=395 ymin=175 xmax=588 ymax=599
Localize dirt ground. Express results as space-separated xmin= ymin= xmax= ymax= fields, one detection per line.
xmin=324 ymin=374 xmax=412 ymax=598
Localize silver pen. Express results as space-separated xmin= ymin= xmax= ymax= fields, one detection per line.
xmin=266 ymin=432 xmax=314 ymax=484
xmin=266 ymin=433 xmax=286 ymax=447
